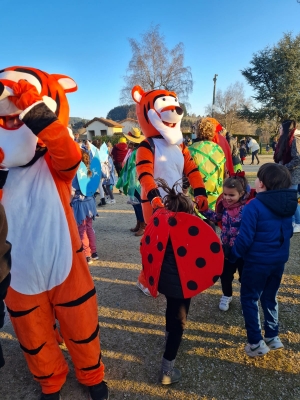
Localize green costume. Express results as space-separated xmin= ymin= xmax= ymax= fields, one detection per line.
xmin=116 ymin=149 xmax=141 ymax=203
xmin=189 ymin=141 xmax=226 ymax=210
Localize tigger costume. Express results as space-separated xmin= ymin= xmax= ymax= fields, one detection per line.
xmin=0 ymin=67 xmax=105 ymax=396
xmin=131 ymin=86 xmax=208 ymax=289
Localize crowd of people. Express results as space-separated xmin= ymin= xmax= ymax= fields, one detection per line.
xmin=68 ymin=116 xmax=299 ymax=381
xmin=0 ymin=71 xmax=299 ymax=399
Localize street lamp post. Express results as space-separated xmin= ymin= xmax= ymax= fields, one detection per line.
xmin=212 ymin=74 xmax=218 ymax=117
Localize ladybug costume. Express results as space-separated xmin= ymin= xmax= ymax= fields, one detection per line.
xmin=141 ymin=208 xmax=224 ymax=298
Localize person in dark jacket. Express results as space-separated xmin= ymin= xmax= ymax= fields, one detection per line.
xmin=111 ymin=137 xmax=128 ymax=177
xmin=230 ymin=163 xmax=297 ymax=357
xmin=239 ymin=139 xmax=247 ymax=165
xmin=0 ymin=202 xmax=12 ymax=368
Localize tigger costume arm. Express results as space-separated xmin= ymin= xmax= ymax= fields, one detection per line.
xmin=21 ymin=103 xmax=81 ymax=182
xmin=136 ymin=140 xmax=161 ymax=204
xmin=11 ymin=80 xmax=81 ymax=183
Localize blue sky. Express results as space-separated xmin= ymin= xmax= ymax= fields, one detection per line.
xmin=3 ymin=0 xmax=300 ymax=120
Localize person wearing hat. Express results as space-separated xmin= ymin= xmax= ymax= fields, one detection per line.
xmin=111 ymin=137 xmax=128 ymax=178
xmin=116 ymin=128 xmax=147 ymax=237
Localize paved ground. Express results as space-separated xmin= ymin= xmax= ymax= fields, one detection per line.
xmin=241 ymin=154 xmax=274 ymax=174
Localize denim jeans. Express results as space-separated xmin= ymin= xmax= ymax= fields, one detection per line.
xmin=132 ymin=190 xmax=144 ymax=222
xmin=290 ymin=185 xmax=300 ymax=224
xmin=240 ymin=262 xmax=284 ymax=344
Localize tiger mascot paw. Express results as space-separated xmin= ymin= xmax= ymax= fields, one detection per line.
xmin=151 ymin=196 xmax=164 ymax=210
xmin=9 ymin=79 xmax=43 ymax=110
xmin=195 ymin=195 xmax=208 ymax=212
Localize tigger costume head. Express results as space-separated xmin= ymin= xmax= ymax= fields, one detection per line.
xmin=131 ymin=85 xmax=184 ymax=146
xmin=0 ymin=66 xmax=77 ymax=168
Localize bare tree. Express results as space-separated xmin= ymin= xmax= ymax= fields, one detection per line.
xmin=121 ymin=25 xmax=193 ymax=104
xmin=205 ymin=82 xmax=254 ymax=133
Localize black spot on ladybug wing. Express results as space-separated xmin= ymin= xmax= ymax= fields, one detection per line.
xmin=213 ymin=275 xmax=220 ymax=283
xmin=187 ymin=281 xmax=198 ymax=290
xmin=188 ymin=226 xmax=199 ymax=236
xmin=157 ymin=242 xmax=164 ymax=251
xmin=195 ymin=258 xmax=206 ymax=268
xmin=168 ymin=217 xmax=177 ymax=226
xmin=210 ymin=242 xmax=221 ymax=253
xmin=145 ymin=235 xmax=150 ymax=244
xmin=154 ymin=217 xmax=159 ymax=227
xmin=149 ymin=276 xmax=154 ymax=286
xmin=148 ymin=254 xmax=153 ymax=263
xmin=177 ymin=246 xmax=187 ymax=257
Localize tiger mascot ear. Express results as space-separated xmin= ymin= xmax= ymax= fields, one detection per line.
xmin=51 ymin=74 xmax=77 ymax=93
xmin=131 ymin=85 xmax=144 ymax=104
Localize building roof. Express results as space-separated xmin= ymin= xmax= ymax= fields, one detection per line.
xmin=119 ymin=118 xmax=138 ymax=123
xmin=84 ymin=117 xmax=123 ymax=128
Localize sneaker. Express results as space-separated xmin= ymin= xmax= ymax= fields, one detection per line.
xmin=89 ymin=381 xmax=109 ymax=400
xmin=136 ymin=281 xmax=151 ymax=296
xmin=91 ymin=252 xmax=99 ymax=260
xmin=219 ymin=295 xmax=232 ymax=311
xmin=40 ymin=392 xmax=61 ymax=400
xmin=86 ymin=257 xmax=93 ymax=265
xmin=107 ymin=199 xmax=116 ymax=204
xmin=264 ymin=336 xmax=284 ymax=350
xmin=293 ymin=224 xmax=300 ymax=233
xmin=159 ymin=358 xmax=181 ymax=385
xmin=245 ymin=340 xmax=270 ymax=357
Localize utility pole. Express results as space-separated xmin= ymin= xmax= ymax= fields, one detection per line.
xmin=212 ymin=74 xmax=218 ymax=117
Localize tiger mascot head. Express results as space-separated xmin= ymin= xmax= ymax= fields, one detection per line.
xmin=0 ymin=66 xmax=77 ymax=168
xmin=131 ymin=85 xmax=184 ymax=146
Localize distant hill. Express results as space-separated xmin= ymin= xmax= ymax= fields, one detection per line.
xmin=69 ymin=117 xmax=89 ymax=133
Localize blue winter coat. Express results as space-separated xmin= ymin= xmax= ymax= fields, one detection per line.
xmin=230 ymin=189 xmax=297 ymax=265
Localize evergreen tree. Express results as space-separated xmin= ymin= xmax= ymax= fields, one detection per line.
xmin=239 ymin=33 xmax=300 ymax=124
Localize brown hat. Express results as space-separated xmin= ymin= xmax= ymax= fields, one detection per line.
xmin=123 ymin=127 xmax=145 ymax=143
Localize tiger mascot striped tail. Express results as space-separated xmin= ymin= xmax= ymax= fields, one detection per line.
xmin=0 ymin=67 xmax=108 ymax=399
xmin=131 ymin=85 xmax=208 ymax=292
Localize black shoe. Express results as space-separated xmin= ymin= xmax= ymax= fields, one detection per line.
xmin=40 ymin=392 xmax=61 ymax=400
xmin=91 ymin=252 xmax=99 ymax=260
xmin=89 ymin=381 xmax=109 ymax=400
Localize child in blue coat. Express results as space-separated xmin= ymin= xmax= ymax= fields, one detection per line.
xmin=230 ymin=163 xmax=297 ymax=357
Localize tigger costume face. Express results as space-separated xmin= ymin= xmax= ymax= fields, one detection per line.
xmin=131 ymin=85 xmax=184 ymax=146
xmin=0 ymin=66 xmax=77 ymax=168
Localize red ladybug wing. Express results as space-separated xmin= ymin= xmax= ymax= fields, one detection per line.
xmin=168 ymin=212 xmax=224 ymax=298
xmin=140 ymin=209 xmax=170 ymax=297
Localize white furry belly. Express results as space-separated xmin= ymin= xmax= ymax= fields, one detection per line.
xmin=2 ymin=157 xmax=72 ymax=295
xmin=153 ymin=139 xmax=184 ymax=197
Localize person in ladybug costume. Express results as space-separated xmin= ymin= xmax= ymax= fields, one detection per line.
xmin=140 ymin=178 xmax=223 ymax=384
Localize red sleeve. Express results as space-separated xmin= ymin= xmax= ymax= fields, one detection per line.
xmin=213 ymin=135 xmax=234 ymax=175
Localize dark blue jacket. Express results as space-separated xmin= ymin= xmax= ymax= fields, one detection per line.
xmin=230 ymin=189 xmax=297 ymax=265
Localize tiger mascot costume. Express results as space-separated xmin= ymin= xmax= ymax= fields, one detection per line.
xmin=0 ymin=67 xmax=109 ymax=400
xmin=131 ymin=85 xmax=208 ymax=294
